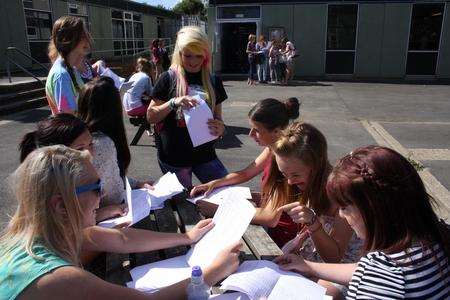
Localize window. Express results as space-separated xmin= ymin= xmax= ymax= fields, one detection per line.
xmin=68 ymin=2 xmax=89 ymax=29
xmin=325 ymin=4 xmax=358 ymax=74
xmin=111 ymin=9 xmax=144 ymax=56
xmin=217 ymin=6 xmax=260 ymax=19
xmin=406 ymin=3 xmax=445 ymax=75
xmin=22 ymin=3 xmax=52 ymax=63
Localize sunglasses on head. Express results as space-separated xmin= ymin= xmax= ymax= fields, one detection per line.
xmin=75 ymin=179 xmax=102 ymax=196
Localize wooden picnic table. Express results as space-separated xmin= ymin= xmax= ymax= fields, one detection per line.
xmin=97 ymin=192 xmax=283 ymax=288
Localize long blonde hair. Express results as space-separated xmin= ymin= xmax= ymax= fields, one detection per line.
xmin=0 ymin=145 xmax=91 ymax=266
xmin=170 ymin=26 xmax=216 ymax=110
xmin=265 ymin=122 xmax=332 ymax=215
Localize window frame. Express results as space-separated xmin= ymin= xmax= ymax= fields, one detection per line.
xmin=110 ymin=9 xmax=144 ymax=57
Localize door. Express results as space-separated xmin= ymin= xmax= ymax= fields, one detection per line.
xmin=220 ymin=22 xmax=257 ymax=74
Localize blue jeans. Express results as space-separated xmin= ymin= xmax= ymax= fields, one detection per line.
xmin=257 ymin=57 xmax=268 ymax=82
xmin=158 ymin=158 xmax=228 ymax=189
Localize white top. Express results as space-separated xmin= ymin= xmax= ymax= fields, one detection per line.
xmin=92 ymin=132 xmax=126 ymax=206
xmin=285 ymin=41 xmax=296 ymax=59
xmin=122 ymin=72 xmax=153 ymax=112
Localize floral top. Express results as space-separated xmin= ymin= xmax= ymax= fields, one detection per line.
xmin=299 ymin=215 xmax=364 ymax=263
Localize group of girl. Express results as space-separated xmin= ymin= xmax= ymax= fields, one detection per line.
xmin=0 ymin=15 xmax=448 ymax=300
xmin=247 ymin=34 xmax=296 ymax=85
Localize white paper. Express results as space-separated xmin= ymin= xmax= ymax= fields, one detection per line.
xmin=100 ymin=67 xmax=125 ymax=90
xmin=148 ymin=172 xmax=185 ymax=208
xmin=209 ymin=292 xmax=250 ymax=300
xmin=129 ymin=255 xmax=191 ymax=292
xmin=186 ymin=193 xmax=256 ymax=269
xmin=268 ymin=275 xmax=326 ymax=300
xmin=221 ymin=260 xmax=326 ymax=300
xmin=183 ymin=96 xmax=217 ymax=147
xmin=187 ymin=186 xmax=252 ymax=205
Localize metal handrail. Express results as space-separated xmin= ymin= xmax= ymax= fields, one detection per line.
xmin=5 ymin=47 xmax=49 ymax=85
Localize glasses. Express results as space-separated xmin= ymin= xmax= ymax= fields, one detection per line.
xmin=75 ymin=179 xmax=102 ymax=196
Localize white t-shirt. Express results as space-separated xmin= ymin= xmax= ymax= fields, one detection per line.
xmin=122 ymin=71 xmax=153 ymax=112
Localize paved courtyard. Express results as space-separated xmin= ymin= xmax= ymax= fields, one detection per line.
xmin=0 ymin=80 xmax=449 ymax=229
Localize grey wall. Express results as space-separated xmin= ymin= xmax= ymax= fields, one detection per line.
xmin=379 ymin=3 xmax=411 ymax=78
xmin=0 ymin=0 xmax=30 ymax=72
xmin=437 ymin=3 xmax=450 ymax=79
xmin=88 ymin=4 xmax=114 ymax=59
xmin=293 ymin=4 xmax=327 ymax=77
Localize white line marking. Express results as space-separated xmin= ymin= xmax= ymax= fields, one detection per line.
xmin=0 ymin=120 xmax=12 ymax=127
xmin=409 ymin=149 xmax=450 ymax=161
xmin=361 ymin=120 xmax=450 ymax=221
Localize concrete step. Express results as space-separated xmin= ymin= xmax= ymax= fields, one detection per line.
xmin=0 ymin=87 xmax=45 ymax=106
xmin=0 ymin=96 xmax=47 ymax=116
xmin=0 ymin=79 xmax=45 ymax=94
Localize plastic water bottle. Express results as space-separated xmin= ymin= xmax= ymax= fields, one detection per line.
xmin=186 ymin=266 xmax=210 ymax=300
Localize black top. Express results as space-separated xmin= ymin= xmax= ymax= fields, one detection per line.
xmin=151 ymin=70 xmax=228 ymax=167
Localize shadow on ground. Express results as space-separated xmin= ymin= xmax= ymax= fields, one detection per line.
xmin=216 ymin=125 xmax=250 ymax=149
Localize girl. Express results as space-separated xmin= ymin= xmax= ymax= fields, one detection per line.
xmin=246 ymin=34 xmax=257 ymax=85
xmin=151 ymin=38 xmax=163 ymax=79
xmin=0 ymin=145 xmax=241 ymax=300
xmin=255 ymin=35 xmax=268 ymax=83
xmin=281 ymin=37 xmax=296 ymax=84
xmin=276 ymin=145 xmax=449 ymax=299
xmin=18 ymin=113 xmax=126 ymax=222
xmin=46 ymin=16 xmax=91 ymax=114
xmin=268 ymin=41 xmax=281 ymax=84
xmin=147 ymin=26 xmax=227 ymax=189
xmin=122 ymin=57 xmax=154 ymax=117
xmin=78 ymin=77 xmax=152 ymax=217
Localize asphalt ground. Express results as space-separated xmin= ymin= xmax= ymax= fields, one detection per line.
xmin=1 ymin=80 xmax=449 ymax=230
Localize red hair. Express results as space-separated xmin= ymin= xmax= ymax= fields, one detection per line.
xmin=327 ymin=145 xmax=449 ymax=257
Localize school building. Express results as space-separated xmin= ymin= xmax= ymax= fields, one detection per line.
xmin=207 ymin=0 xmax=450 ymax=80
xmin=0 ymin=0 xmax=181 ymax=73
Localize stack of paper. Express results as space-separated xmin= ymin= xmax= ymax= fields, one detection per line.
xmin=126 ymin=255 xmax=191 ymax=293
xmin=98 ymin=172 xmax=184 ymax=228
xmin=220 ymin=260 xmax=326 ymax=300
xmin=186 ymin=192 xmax=256 ymax=269
xmin=187 ymin=186 xmax=252 ymax=205
xmin=183 ymin=95 xmax=217 ymax=147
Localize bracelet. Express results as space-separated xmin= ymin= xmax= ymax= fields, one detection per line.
xmin=305 ymin=209 xmax=317 ymax=227
xmin=168 ymin=98 xmax=177 ymax=110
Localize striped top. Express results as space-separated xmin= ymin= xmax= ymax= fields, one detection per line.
xmin=347 ymin=244 xmax=449 ymax=299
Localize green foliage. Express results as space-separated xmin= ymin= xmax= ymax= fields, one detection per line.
xmin=407 ymin=156 xmax=425 ymax=172
xmin=173 ymin=0 xmax=206 ymax=17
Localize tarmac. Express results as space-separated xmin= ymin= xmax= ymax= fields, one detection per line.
xmin=0 ymin=79 xmax=449 ymax=230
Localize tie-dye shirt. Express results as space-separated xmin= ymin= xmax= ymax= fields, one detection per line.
xmin=45 ymin=57 xmax=84 ymax=114
xmin=0 ymin=242 xmax=71 ymax=300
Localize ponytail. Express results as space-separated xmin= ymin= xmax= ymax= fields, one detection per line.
xmin=19 ymin=132 xmax=38 ymax=162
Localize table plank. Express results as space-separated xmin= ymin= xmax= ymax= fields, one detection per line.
xmin=243 ymin=225 xmax=283 ymax=260
xmin=153 ymin=202 xmax=188 ymax=258
xmin=131 ymin=214 xmax=162 ymax=267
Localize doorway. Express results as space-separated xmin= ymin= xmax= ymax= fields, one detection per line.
xmin=220 ymin=22 xmax=257 ymax=74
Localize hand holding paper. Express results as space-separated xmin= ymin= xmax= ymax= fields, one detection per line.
xmin=183 ymin=95 xmax=217 ymax=147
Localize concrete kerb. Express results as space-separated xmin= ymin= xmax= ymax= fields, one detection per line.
xmin=361 ymin=120 xmax=450 ymax=222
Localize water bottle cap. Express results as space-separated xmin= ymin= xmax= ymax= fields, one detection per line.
xmin=191 ymin=266 xmax=203 ymax=277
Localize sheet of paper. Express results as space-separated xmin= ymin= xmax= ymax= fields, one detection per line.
xmin=147 ymin=172 xmax=185 ymax=208
xmin=186 ymin=193 xmax=256 ymax=269
xmin=221 ymin=260 xmax=280 ymax=299
xmin=209 ymin=292 xmax=250 ymax=300
xmin=98 ymin=177 xmax=133 ymax=228
xmin=268 ymin=274 xmax=326 ymax=300
xmin=129 ymin=255 xmax=191 ymax=292
xmin=187 ymin=186 xmax=252 ymax=205
xmin=182 ymin=96 xmax=217 ymax=147
xmin=100 ymin=67 xmax=125 ymax=90
xmin=221 ymin=260 xmax=326 ymax=300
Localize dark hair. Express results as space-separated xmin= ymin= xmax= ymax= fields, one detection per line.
xmin=49 ymin=16 xmax=92 ymax=92
xmin=327 ymin=145 xmax=450 ymax=257
xmin=270 ymin=122 xmax=331 ymax=215
xmin=77 ymin=77 xmax=131 ymax=177
xmin=151 ymin=39 xmax=160 ymax=48
xmin=19 ymin=114 xmax=88 ymax=162
xmin=248 ymin=98 xmax=300 ymax=131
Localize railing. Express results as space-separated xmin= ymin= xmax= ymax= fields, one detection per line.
xmin=5 ymin=47 xmax=49 ymax=85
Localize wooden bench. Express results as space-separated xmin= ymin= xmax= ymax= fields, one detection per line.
xmin=101 ymin=192 xmax=283 ymax=290
xmin=128 ymin=116 xmax=152 ymax=146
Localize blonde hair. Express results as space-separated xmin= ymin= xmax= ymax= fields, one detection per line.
xmin=136 ymin=57 xmax=153 ymax=76
xmin=265 ymin=122 xmax=332 ymax=215
xmin=170 ymin=26 xmax=216 ymax=110
xmin=0 ymin=145 xmax=92 ymax=266
xmin=249 ymin=34 xmax=256 ymax=42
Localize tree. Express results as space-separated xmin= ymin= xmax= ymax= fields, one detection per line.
xmin=173 ymin=0 xmax=206 ymax=18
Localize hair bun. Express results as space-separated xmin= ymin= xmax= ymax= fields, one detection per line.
xmin=284 ymin=97 xmax=301 ymax=120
